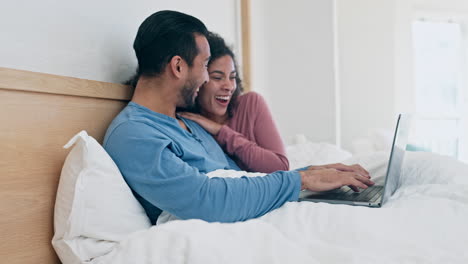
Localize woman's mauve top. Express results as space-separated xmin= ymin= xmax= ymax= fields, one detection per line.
xmin=215 ymin=92 xmax=290 ymax=173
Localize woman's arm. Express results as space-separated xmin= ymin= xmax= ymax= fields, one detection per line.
xmin=215 ymin=92 xmax=289 ymax=173
xmin=179 ymin=93 xmax=289 ymax=173
xmin=216 ymin=125 xmax=289 ymax=173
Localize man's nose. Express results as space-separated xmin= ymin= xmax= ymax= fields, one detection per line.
xmin=203 ymin=69 xmax=209 ymax=84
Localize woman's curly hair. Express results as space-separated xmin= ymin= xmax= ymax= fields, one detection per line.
xmin=193 ymin=31 xmax=244 ymax=117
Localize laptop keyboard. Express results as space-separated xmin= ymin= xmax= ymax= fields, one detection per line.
xmin=338 ymin=185 xmax=383 ymax=202
xmin=302 ymin=185 xmax=384 ymax=203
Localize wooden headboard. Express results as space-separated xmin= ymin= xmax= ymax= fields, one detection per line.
xmin=0 ymin=67 xmax=133 ymax=263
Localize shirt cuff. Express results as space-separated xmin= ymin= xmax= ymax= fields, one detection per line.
xmin=288 ymin=171 xmax=302 ymax=201
xmin=293 ymin=166 xmax=310 ymax=172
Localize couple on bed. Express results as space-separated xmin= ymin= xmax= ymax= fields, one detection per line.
xmin=104 ymin=10 xmax=374 ymax=224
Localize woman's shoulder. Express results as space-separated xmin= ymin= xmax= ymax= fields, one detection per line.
xmin=231 ymin=92 xmax=269 ymax=120
xmin=237 ymin=91 xmax=266 ymax=106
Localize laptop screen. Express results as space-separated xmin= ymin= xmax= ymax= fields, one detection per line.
xmin=381 ymin=114 xmax=412 ymax=205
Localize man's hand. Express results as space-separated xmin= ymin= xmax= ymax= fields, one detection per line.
xmin=178 ymin=112 xmax=223 ymax=135
xmin=307 ymin=163 xmax=370 ymax=179
xmin=299 ymin=168 xmax=374 ymax=192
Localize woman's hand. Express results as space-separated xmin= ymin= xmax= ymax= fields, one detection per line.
xmin=178 ymin=112 xmax=223 ymax=135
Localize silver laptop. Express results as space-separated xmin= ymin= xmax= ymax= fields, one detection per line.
xmin=299 ymin=114 xmax=411 ymax=208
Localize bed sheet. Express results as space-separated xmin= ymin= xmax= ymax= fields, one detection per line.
xmin=93 ymin=151 xmax=468 ymax=264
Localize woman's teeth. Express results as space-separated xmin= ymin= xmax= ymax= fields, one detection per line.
xmin=215 ymin=96 xmax=230 ymax=101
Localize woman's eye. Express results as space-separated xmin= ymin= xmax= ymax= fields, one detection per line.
xmin=211 ymin=77 xmax=222 ymax=80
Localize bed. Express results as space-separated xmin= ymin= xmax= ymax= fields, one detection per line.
xmin=0 ymin=67 xmax=132 ymax=263
xmin=1 ymin=67 xmax=468 ymax=264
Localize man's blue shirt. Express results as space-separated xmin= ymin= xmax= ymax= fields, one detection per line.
xmin=103 ymin=102 xmax=301 ymax=224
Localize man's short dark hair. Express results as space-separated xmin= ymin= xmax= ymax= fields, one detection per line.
xmin=133 ymin=10 xmax=209 ymax=77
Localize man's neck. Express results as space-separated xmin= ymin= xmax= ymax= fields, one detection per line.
xmin=131 ymin=76 xmax=179 ymax=118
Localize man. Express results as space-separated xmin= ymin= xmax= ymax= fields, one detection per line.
xmin=104 ymin=10 xmax=374 ymax=224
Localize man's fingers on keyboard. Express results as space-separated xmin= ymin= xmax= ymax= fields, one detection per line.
xmin=354 ymin=174 xmax=375 ymax=186
xmin=352 ymin=164 xmax=370 ymax=177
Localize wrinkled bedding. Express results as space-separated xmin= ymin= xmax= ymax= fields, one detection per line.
xmin=94 ymin=151 xmax=468 ymax=264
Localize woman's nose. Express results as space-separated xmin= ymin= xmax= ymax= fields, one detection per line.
xmin=222 ymin=80 xmax=235 ymax=92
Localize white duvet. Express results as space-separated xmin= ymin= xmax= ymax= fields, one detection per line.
xmin=94 ymin=151 xmax=468 ymax=264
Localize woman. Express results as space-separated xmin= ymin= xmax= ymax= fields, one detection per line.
xmin=179 ymin=32 xmax=289 ymax=173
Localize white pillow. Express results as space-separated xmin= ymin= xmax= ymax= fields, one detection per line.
xmin=350 ymin=129 xmax=393 ymax=155
xmin=287 ymin=134 xmax=352 ymax=169
xmin=52 ymin=131 xmax=151 ymax=263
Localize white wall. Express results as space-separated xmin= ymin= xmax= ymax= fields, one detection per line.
xmin=0 ymin=0 xmax=240 ymax=84
xmin=251 ymin=0 xmax=468 ymax=153
xmin=250 ymin=0 xmax=396 ymax=150
xmin=336 ymin=0 xmax=397 ymax=152
xmin=250 ymin=0 xmax=336 ymax=144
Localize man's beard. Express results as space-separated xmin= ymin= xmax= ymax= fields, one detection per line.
xmin=179 ymin=78 xmax=198 ymax=111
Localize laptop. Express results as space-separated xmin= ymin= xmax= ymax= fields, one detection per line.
xmin=299 ymin=114 xmax=412 ymax=207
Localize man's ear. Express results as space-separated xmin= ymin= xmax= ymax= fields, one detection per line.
xmin=169 ymin=56 xmax=185 ymax=79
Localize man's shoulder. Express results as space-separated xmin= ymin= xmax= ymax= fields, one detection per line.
xmin=183 ymin=118 xmax=218 ymax=140
xmin=110 ymin=119 xmax=155 ymax=135
xmin=104 ymin=107 xmax=168 ymax=148
xmin=104 ymin=119 xmax=157 ymax=149
xmin=183 ymin=118 xmax=208 ymax=131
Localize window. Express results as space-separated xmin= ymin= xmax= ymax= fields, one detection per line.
xmin=411 ymin=19 xmax=467 ymax=162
